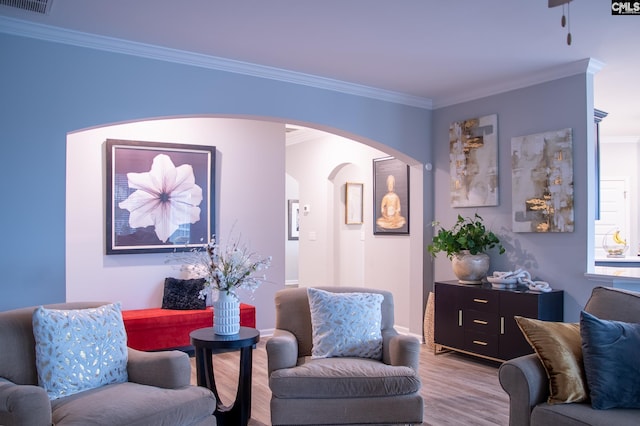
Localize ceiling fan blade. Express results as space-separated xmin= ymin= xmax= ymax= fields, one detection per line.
xmin=548 ymin=0 xmax=572 ymax=8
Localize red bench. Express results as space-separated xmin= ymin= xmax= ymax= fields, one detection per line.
xmin=122 ymin=304 xmax=256 ymax=351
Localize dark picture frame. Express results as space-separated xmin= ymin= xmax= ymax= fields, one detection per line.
xmin=106 ymin=139 xmax=216 ymax=254
xmin=288 ymin=199 xmax=300 ymax=241
xmin=373 ymin=157 xmax=409 ymax=235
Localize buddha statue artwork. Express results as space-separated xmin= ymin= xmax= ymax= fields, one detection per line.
xmin=376 ymin=174 xmax=406 ymax=230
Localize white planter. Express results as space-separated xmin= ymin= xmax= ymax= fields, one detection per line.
xmin=212 ymin=291 xmax=241 ymax=335
xmin=451 ymin=251 xmax=490 ymax=284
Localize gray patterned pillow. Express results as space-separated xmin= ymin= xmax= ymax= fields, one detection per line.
xmin=32 ymin=303 xmax=129 ymax=400
xmin=307 ymin=288 xmax=383 ymax=360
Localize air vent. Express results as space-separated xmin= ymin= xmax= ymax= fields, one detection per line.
xmin=0 ymin=0 xmax=53 ymax=15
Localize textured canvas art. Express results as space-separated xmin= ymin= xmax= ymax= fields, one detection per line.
xmin=449 ymin=114 xmax=498 ymax=207
xmin=511 ymin=128 xmax=574 ymax=233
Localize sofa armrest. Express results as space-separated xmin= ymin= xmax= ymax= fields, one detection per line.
xmin=0 ymin=378 xmax=52 ymax=426
xmin=383 ymin=330 xmax=420 ymax=372
xmin=127 ymin=348 xmax=191 ymax=389
xmin=266 ymin=329 xmax=299 ymax=375
xmin=499 ymin=353 xmax=549 ymax=426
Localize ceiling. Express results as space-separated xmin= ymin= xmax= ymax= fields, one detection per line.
xmin=1 ymin=0 xmax=638 ymax=138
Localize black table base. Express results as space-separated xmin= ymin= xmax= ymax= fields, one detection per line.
xmin=190 ymin=327 xmax=260 ymax=426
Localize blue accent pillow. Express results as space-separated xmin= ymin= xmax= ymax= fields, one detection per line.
xmin=307 ymin=288 xmax=383 ymax=360
xmin=32 ymin=303 xmax=129 ymax=400
xmin=580 ymin=310 xmax=640 ymax=410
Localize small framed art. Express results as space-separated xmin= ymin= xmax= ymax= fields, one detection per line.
xmin=288 ymin=199 xmax=300 ymax=240
xmin=345 ymin=182 xmax=364 ymax=224
xmin=373 ymin=157 xmax=409 ymax=235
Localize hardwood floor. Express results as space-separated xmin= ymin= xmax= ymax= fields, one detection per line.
xmin=190 ymin=341 xmax=510 ymax=426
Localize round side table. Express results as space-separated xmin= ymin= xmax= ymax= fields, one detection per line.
xmin=190 ymin=326 xmax=260 ymax=426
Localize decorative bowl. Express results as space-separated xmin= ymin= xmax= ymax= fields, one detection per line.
xmin=486 ymin=276 xmax=518 ymax=289
xmin=602 ymin=229 xmax=629 ymax=258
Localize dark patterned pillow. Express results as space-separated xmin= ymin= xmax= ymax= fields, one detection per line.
xmin=161 ymin=277 xmax=207 ymax=310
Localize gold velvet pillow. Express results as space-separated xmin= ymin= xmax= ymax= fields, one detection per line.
xmin=514 ymin=316 xmax=587 ymax=404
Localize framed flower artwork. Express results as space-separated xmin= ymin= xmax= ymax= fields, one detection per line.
xmin=105 ymin=139 xmax=216 ymax=254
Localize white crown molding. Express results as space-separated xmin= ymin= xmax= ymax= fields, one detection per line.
xmin=433 ymin=58 xmax=604 ymax=109
xmin=586 ymin=57 xmax=606 ymax=75
xmin=0 ymin=16 xmax=603 ymax=112
xmin=0 ymin=16 xmax=433 ymax=109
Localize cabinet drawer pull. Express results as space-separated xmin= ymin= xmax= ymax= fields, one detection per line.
xmin=458 ymin=310 xmax=463 ymax=327
xmin=473 ymin=298 xmax=488 ymax=304
xmin=501 ymin=317 xmax=505 ymax=335
xmin=472 ymin=340 xmax=488 ymax=346
xmin=473 ymin=319 xmax=488 ymax=325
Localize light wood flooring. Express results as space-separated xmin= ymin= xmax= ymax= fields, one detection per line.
xmin=190 ymin=341 xmax=510 ymax=426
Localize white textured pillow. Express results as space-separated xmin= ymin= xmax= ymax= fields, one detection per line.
xmin=32 ymin=303 xmax=129 ymax=400
xmin=307 ymin=288 xmax=384 ymax=360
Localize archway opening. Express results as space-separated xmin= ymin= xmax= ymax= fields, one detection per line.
xmin=66 ymin=115 xmax=424 ymax=336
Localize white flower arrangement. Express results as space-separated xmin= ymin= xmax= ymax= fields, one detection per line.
xmin=172 ymin=235 xmax=272 ymax=300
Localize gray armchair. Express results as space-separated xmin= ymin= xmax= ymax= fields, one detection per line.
xmin=499 ymin=286 xmax=640 ymax=426
xmin=266 ymin=286 xmax=423 ymax=425
xmin=0 ymin=302 xmax=216 ymax=426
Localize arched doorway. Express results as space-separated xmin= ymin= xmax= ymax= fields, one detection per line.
xmin=66 ymin=116 xmax=424 ymax=336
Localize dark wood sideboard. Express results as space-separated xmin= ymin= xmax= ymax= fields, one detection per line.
xmin=434 ymin=280 xmax=564 ymax=362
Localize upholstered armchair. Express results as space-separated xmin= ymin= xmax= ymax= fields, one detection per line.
xmin=0 ymin=302 xmax=217 ymax=426
xmin=499 ymin=287 xmax=640 ymax=426
xmin=266 ymin=286 xmax=424 ymax=425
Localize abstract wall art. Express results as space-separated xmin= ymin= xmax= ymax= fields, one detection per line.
xmin=449 ymin=114 xmax=498 ymax=207
xmin=511 ymin=128 xmax=574 ymax=233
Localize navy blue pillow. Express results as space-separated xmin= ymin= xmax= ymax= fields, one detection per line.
xmin=161 ymin=277 xmax=207 ymax=310
xmin=580 ymin=310 xmax=640 ymax=410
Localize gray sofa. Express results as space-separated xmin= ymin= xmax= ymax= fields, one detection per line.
xmin=266 ymin=286 xmax=423 ymax=425
xmin=0 ymin=302 xmax=217 ymax=426
xmin=499 ymin=286 xmax=640 ymax=426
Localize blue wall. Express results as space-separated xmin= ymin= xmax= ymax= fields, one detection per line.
xmin=432 ymin=74 xmax=596 ymax=321
xmin=0 ymin=31 xmax=597 ymax=319
xmin=0 ymin=33 xmax=431 ymax=310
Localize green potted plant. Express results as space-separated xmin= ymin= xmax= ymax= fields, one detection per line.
xmin=428 ymin=213 xmax=505 ymax=284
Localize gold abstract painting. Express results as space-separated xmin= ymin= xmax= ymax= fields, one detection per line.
xmin=511 ymin=128 xmax=573 ymax=233
xmin=449 ymin=114 xmax=498 ymax=207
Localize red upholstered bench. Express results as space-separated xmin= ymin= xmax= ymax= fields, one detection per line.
xmin=122 ymin=304 xmax=256 ymax=351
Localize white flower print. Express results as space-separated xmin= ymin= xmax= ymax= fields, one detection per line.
xmin=118 ymin=154 xmax=203 ymax=242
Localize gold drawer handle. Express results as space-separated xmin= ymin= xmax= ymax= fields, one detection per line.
xmin=458 ymin=310 xmax=463 ymax=327
xmin=473 ymin=319 xmax=488 ymax=325
xmin=473 ymin=298 xmax=488 ymax=304
xmin=472 ymin=340 xmax=488 ymax=346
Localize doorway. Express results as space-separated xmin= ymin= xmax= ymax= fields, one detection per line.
xmin=595 ymin=177 xmax=630 ymax=259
